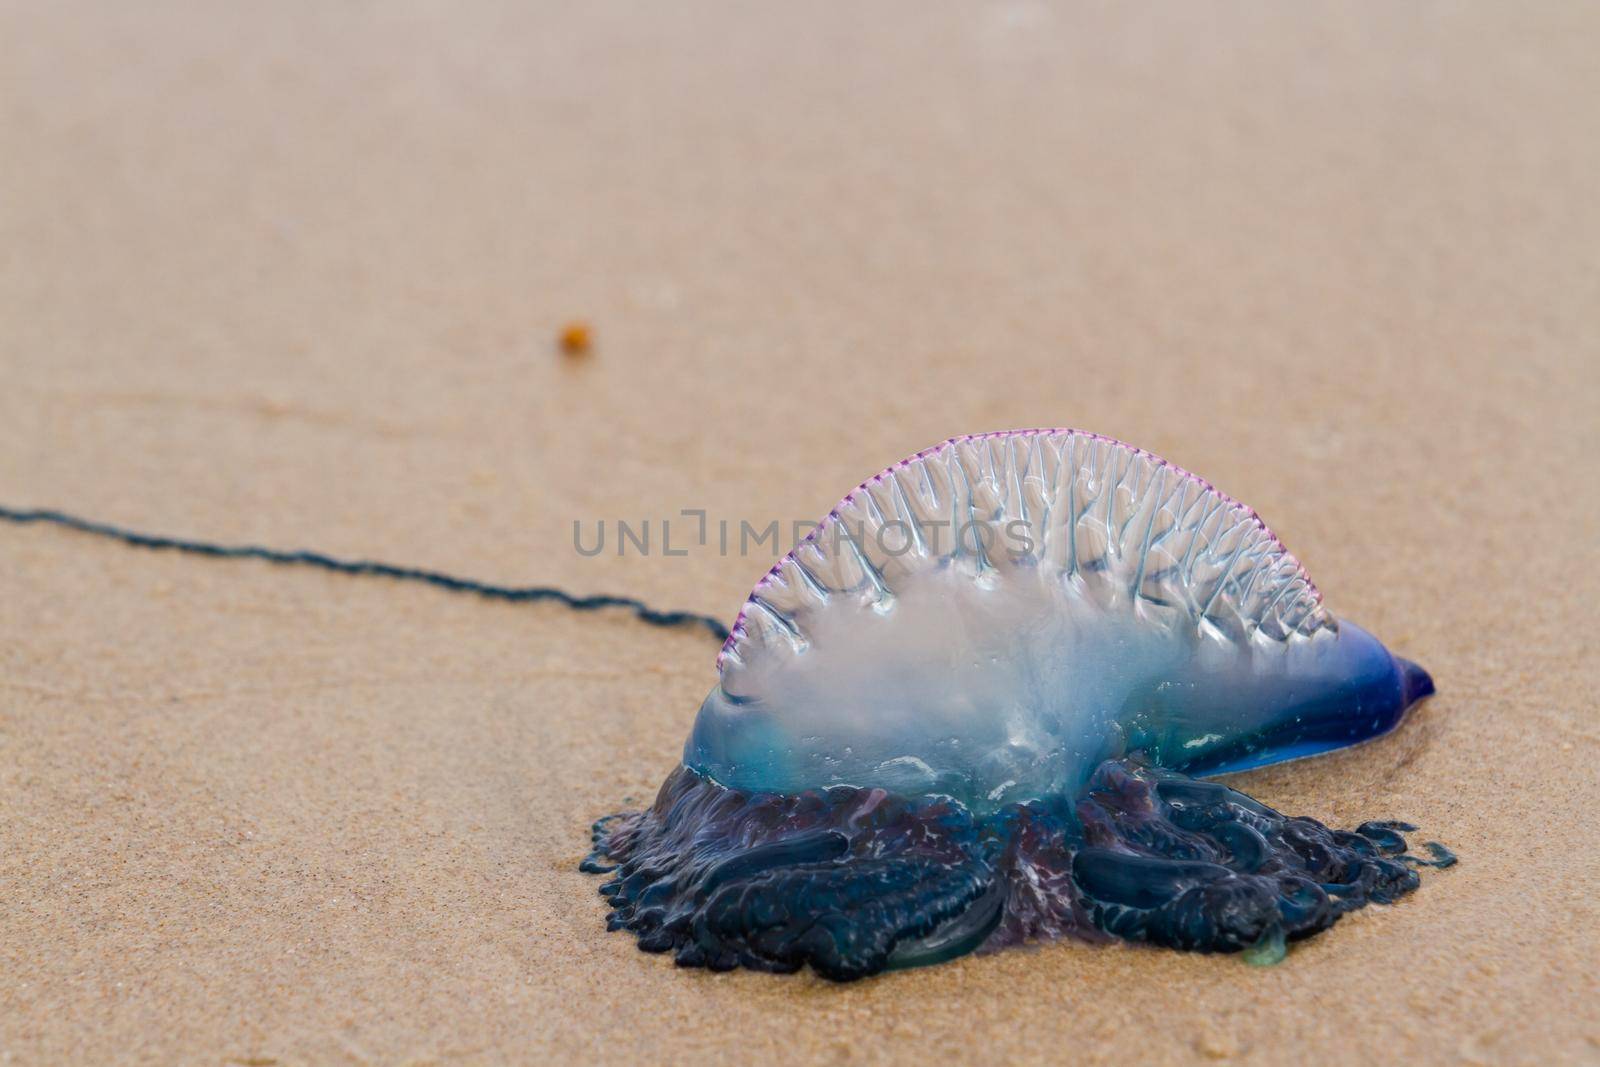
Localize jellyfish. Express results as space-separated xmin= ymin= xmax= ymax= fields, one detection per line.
xmin=583 ymin=430 xmax=1449 ymax=980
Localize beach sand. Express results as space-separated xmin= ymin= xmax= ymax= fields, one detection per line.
xmin=2 ymin=3 xmax=1597 ymax=1063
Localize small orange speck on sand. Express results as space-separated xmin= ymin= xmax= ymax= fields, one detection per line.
xmin=1197 ymin=1028 xmax=1239 ymax=1060
xmin=559 ymin=321 xmax=592 ymax=356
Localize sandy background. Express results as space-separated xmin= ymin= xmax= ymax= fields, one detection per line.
xmin=2 ymin=2 xmax=1598 ymax=1064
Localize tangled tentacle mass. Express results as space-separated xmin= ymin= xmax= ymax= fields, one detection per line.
xmin=585 ymin=757 xmax=1448 ymax=981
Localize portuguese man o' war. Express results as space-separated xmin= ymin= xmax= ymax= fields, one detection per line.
xmin=583 ymin=430 xmax=1450 ymax=980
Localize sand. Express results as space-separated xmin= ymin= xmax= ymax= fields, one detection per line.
xmin=2 ymin=2 xmax=1597 ymax=1063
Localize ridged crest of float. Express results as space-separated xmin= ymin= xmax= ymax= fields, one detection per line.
xmin=718 ymin=430 xmax=1331 ymax=691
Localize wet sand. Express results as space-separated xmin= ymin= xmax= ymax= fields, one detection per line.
xmin=2 ymin=3 xmax=1597 ymax=1063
